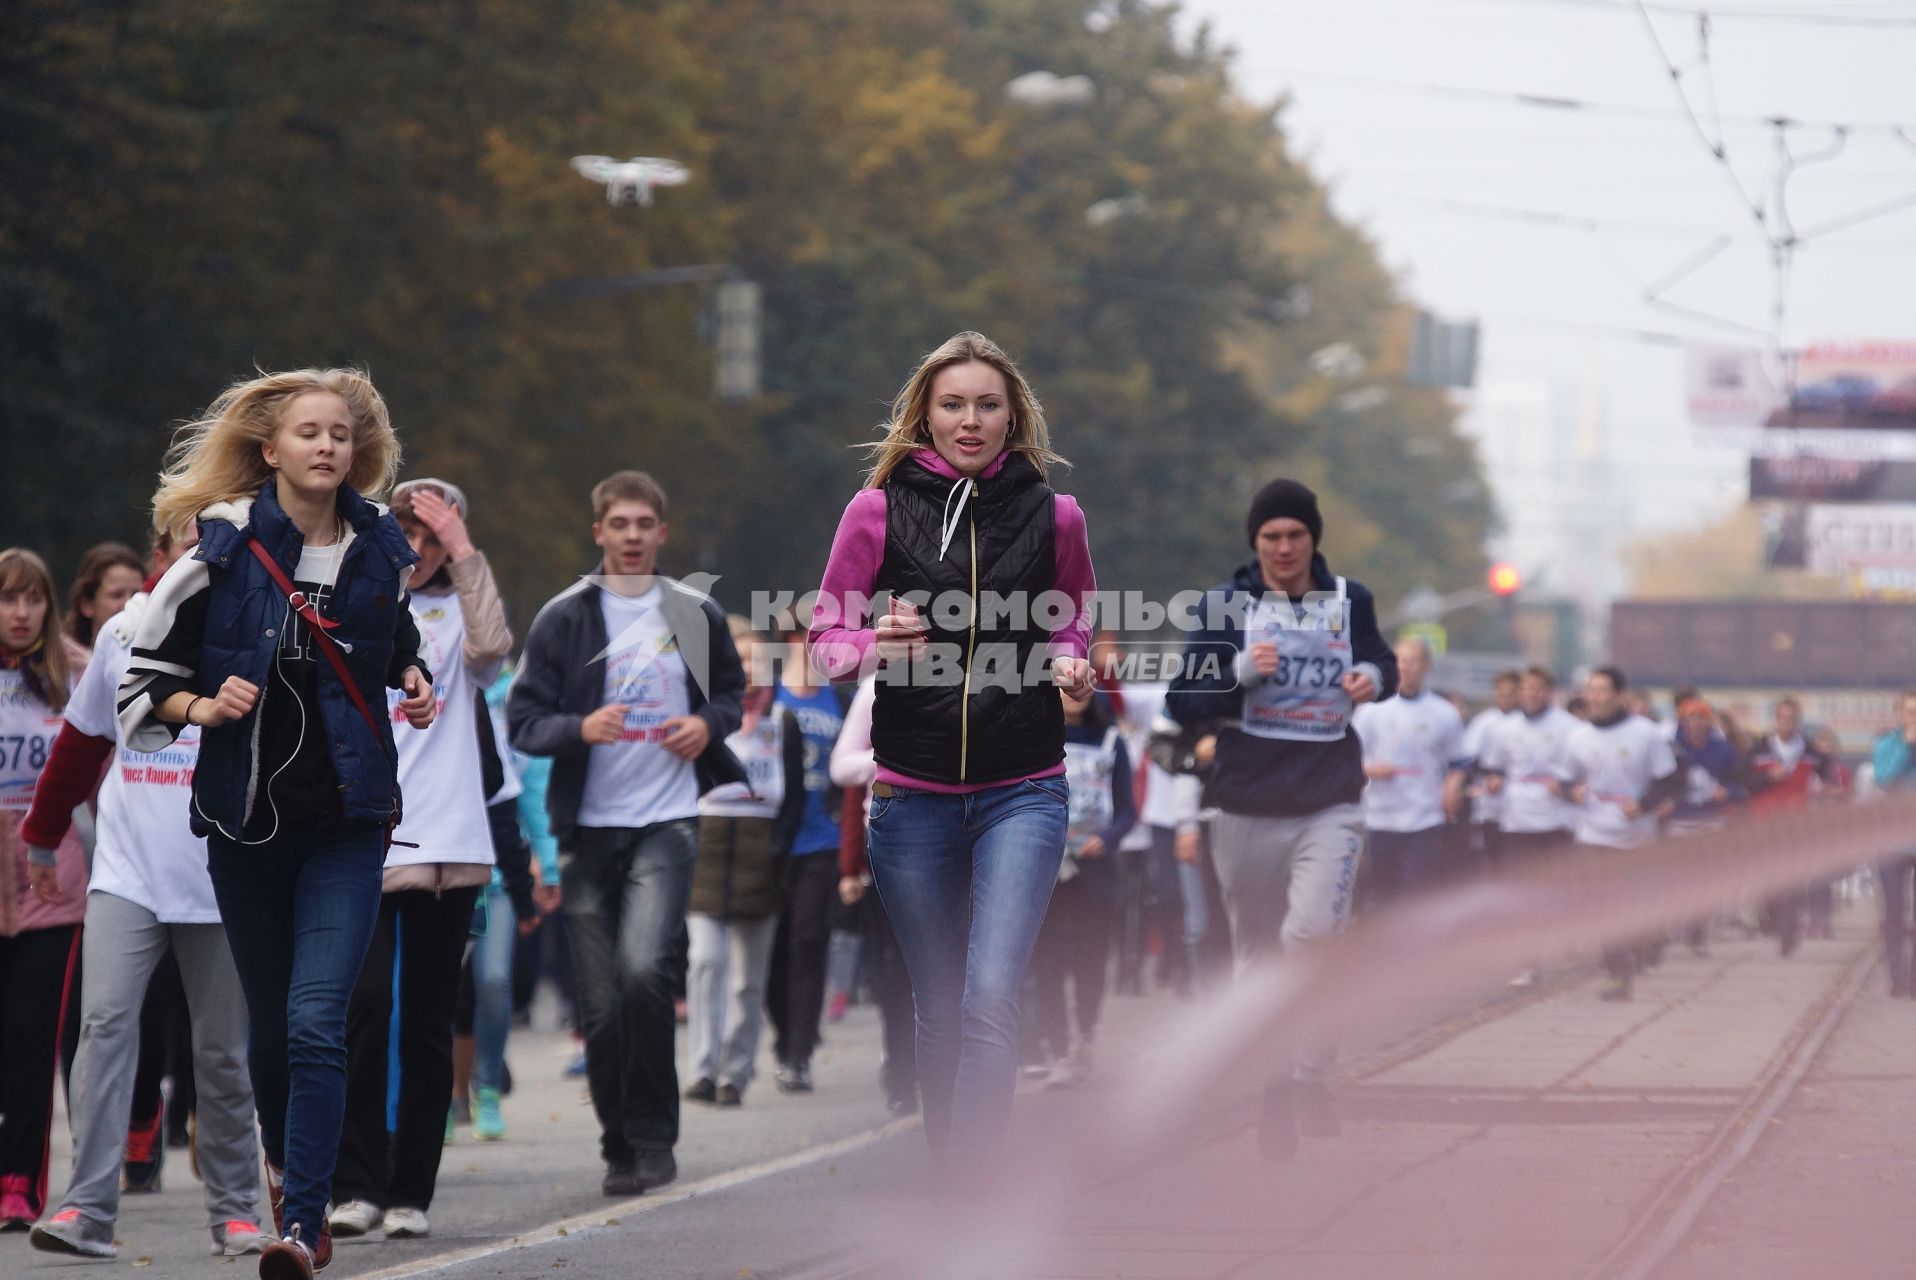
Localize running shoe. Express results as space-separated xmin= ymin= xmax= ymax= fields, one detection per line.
xmin=30 ymin=1208 xmax=118 ymax=1258
xmin=212 ymin=1219 xmax=268 ymax=1256
xmin=0 ymin=1174 xmax=38 ymax=1231
xmin=122 ymin=1108 xmax=165 ymax=1193
xmin=474 ymin=1086 xmax=506 ymax=1140
xmin=327 ymin=1200 xmax=382 ymax=1237
xmin=264 ymin=1160 xmax=286 ymax=1237
xmin=258 ymin=1222 xmax=330 ymax=1280
xmin=382 ymin=1207 xmax=429 ymax=1238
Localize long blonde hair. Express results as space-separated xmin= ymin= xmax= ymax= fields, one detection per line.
xmin=0 ymin=549 xmax=73 ymax=714
xmin=862 ymin=332 xmax=1064 ymax=489
xmin=151 ymin=368 xmax=401 ymax=540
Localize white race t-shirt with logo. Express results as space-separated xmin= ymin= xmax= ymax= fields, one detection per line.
xmin=1060 ymin=727 xmax=1122 ymax=880
xmin=1239 ymin=581 xmax=1358 ymax=743
xmin=387 ymin=591 xmax=493 ymax=867
xmin=1482 ymin=706 xmax=1580 ymax=835
xmin=1463 ymin=706 xmax=1511 ymax=826
xmin=0 ymin=668 xmax=63 ymax=816
xmin=1351 ymin=691 xmax=1465 ymax=833
xmin=1562 ymin=714 xmax=1678 ymax=849
xmin=577 ymin=585 xmax=699 ymax=828
xmin=62 ymin=595 xmax=219 ymax=922
xmin=701 ymin=709 xmax=784 ymax=821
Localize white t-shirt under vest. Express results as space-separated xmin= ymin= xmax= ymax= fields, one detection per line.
xmin=387 ymin=591 xmax=493 ymax=867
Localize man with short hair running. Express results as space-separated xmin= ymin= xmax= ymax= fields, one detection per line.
xmin=1559 ymin=666 xmax=1681 ymax=1002
xmin=1351 ymin=635 xmax=1467 ymax=910
xmin=1167 ymin=478 xmax=1397 ymax=1161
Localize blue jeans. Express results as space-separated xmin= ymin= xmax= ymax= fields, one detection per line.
xmin=560 ymin=821 xmax=698 ymax=1161
xmin=206 ymin=822 xmax=384 ymax=1243
xmin=867 ymin=777 xmax=1068 ymax=1171
xmin=472 ymin=886 xmax=515 ymax=1092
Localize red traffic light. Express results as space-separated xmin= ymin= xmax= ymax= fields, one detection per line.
xmin=1488 ymin=563 xmax=1522 ymax=596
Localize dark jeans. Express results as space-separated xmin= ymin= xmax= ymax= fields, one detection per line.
xmin=560 ymin=820 xmax=698 ymax=1162
xmin=867 ymin=778 xmax=1067 ymax=1170
xmin=0 ymin=924 xmax=81 ymax=1218
xmin=1475 ymin=821 xmax=1504 ymax=874
xmin=1360 ymin=826 xmax=1447 ymax=913
xmin=768 ymin=850 xmax=839 ymax=1068
xmin=1499 ymin=829 xmax=1568 ymax=864
xmin=859 ymin=892 xmax=917 ymax=1105
xmin=1880 ymin=855 xmax=1916 ymax=991
xmin=207 ymin=822 xmax=385 ymax=1243
xmin=336 ymin=885 xmax=481 ymax=1211
xmin=1030 ymin=864 xmax=1115 ymax=1056
xmin=1115 ymin=831 xmax=1181 ymax=991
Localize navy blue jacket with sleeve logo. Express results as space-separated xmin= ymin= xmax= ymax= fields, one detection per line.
xmin=1165 ymin=554 xmax=1398 ymax=819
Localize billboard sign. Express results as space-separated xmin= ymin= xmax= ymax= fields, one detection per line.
xmin=1749 ymin=455 xmax=1916 ymax=503
xmin=1692 ymin=340 xmax=1916 ymax=457
xmin=1609 ymin=599 xmax=1916 ymax=690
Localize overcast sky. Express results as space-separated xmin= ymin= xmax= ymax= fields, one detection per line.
xmin=1177 ymin=0 xmax=1916 ymax=542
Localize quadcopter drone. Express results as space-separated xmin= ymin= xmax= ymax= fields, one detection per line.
xmin=569 ymin=156 xmax=692 ymax=207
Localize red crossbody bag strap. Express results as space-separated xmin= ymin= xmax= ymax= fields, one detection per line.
xmin=246 ymin=539 xmax=383 ymax=738
xmin=247 ymin=537 xmax=413 ymax=847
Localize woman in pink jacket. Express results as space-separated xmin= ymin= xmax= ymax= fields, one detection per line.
xmin=0 ymin=548 xmax=91 ymax=1230
xmin=808 ymin=332 xmax=1097 ymax=1178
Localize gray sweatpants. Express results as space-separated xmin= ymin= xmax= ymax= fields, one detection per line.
xmin=58 ymin=890 xmax=260 ymax=1228
xmin=1209 ymin=803 xmax=1364 ymax=1082
xmin=686 ymin=913 xmax=779 ymax=1089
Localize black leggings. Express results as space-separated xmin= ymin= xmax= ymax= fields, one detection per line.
xmin=334 ymin=887 xmax=480 ymax=1212
xmin=0 ymin=925 xmax=81 ymax=1217
xmin=769 ymin=853 xmax=840 ymax=1068
xmin=1030 ymin=868 xmax=1116 ymax=1056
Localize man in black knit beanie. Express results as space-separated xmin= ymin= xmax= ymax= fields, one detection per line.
xmin=1166 ymin=476 xmax=1398 ymax=1162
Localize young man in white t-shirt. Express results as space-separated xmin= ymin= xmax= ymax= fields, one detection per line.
xmin=507 ymin=472 xmax=746 ymax=1199
xmin=1461 ymin=670 xmax=1519 ymax=870
xmin=1351 ymin=636 xmax=1467 ymax=911
xmin=1479 ymin=666 xmax=1579 ymax=863
xmin=1559 ymin=666 xmax=1681 ymax=1002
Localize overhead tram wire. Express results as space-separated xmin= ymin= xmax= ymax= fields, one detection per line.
xmin=1506 ymin=0 xmax=1916 ymax=28
xmin=1241 ymin=65 xmax=1915 ymax=136
xmin=1336 ymin=188 xmax=1916 ymax=252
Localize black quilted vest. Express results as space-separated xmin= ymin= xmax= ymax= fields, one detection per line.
xmin=871 ymin=454 xmax=1063 ymax=784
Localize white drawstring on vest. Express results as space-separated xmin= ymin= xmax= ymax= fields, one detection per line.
xmin=937 ymin=477 xmax=974 ymax=561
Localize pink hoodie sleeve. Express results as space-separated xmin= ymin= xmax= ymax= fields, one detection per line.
xmin=809 ymin=487 xmax=1096 ymax=677
xmin=1049 ymin=495 xmax=1096 ymax=661
xmin=808 ymin=489 xmax=888 ymax=681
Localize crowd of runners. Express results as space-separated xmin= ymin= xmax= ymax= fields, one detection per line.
xmin=1 ymin=336 xmax=1912 ymax=1276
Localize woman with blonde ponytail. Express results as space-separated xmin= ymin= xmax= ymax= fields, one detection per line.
xmin=118 ymin=369 xmax=437 ymax=1280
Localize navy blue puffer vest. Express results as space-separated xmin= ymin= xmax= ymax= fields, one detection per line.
xmin=189 ymin=481 xmax=419 ymax=836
